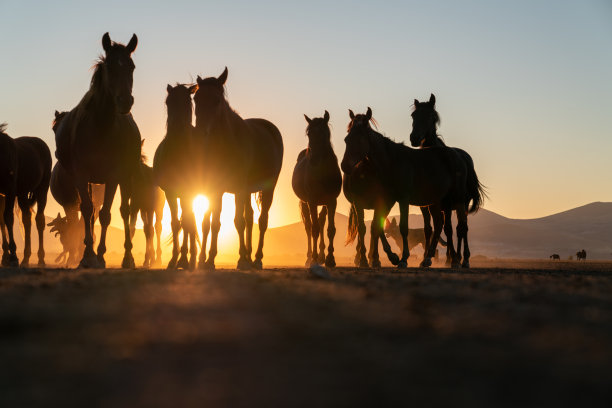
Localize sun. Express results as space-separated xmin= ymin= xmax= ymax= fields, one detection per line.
xmin=192 ymin=195 xmax=209 ymax=218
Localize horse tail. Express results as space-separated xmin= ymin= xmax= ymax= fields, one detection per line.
xmin=255 ymin=191 xmax=263 ymax=212
xmin=464 ymin=153 xmax=487 ymax=214
xmin=345 ymin=202 xmax=359 ymax=245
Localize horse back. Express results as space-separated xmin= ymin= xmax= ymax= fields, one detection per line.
xmin=14 ymin=136 xmax=52 ymax=194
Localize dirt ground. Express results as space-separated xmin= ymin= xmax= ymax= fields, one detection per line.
xmin=1 ymin=260 xmax=612 ymax=407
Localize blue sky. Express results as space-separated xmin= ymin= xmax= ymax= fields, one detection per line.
xmin=1 ymin=0 xmax=611 ymax=226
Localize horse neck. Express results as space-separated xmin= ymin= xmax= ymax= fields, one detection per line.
xmin=78 ymin=68 xmax=115 ymax=123
xmin=166 ymin=111 xmax=192 ymax=136
xmin=197 ymin=100 xmax=245 ymax=144
xmin=422 ymin=132 xmax=446 ymax=147
xmin=307 ymin=138 xmax=334 ymax=160
xmin=368 ymin=131 xmax=402 ymax=171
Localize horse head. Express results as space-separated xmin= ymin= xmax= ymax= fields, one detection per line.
xmin=100 ymin=32 xmax=138 ymax=114
xmin=166 ymin=83 xmax=197 ymax=129
xmin=304 ymin=110 xmax=331 ymax=152
xmin=0 ymin=123 xmax=17 ymax=188
xmin=194 ymin=67 xmax=228 ymax=129
xmin=341 ymin=107 xmax=374 ymax=174
xmin=410 ymin=93 xmax=440 ymax=147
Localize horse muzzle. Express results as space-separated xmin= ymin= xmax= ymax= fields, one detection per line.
xmin=116 ymin=95 xmax=134 ymax=114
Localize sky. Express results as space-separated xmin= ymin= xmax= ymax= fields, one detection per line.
xmin=1 ymin=0 xmax=611 ymax=229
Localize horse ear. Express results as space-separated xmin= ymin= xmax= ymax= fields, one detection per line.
xmin=54 ymin=110 xmax=60 ymax=118
xmin=196 ymin=75 xmax=204 ymax=86
xmin=189 ymin=84 xmax=198 ymax=94
xmin=304 ymin=114 xmax=312 ymax=124
xmin=366 ymin=107 xmax=372 ymax=120
xmin=414 ymin=99 xmax=419 ymax=107
xmin=218 ymin=67 xmax=228 ymax=85
xmin=126 ymin=34 xmax=138 ymax=54
xmin=167 ymin=84 xmax=172 ymax=93
xmin=324 ymin=110 xmax=330 ymax=122
xmin=57 ymin=212 xmax=61 ymax=218
xmin=349 ymin=109 xmax=355 ymax=120
xmin=102 ymin=32 xmax=112 ymax=52
xmin=429 ymin=93 xmax=436 ymax=106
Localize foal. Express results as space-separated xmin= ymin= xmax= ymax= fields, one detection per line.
xmin=292 ymin=111 xmax=342 ymax=267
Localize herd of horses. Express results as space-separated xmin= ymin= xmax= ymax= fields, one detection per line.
xmin=0 ymin=32 xmax=486 ymax=271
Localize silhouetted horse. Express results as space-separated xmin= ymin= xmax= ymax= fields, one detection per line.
xmin=194 ymin=68 xmax=283 ymax=270
xmin=342 ymin=108 xmax=471 ymax=268
xmin=0 ymin=123 xmax=51 ymax=267
xmin=342 ymin=109 xmax=400 ymax=268
xmin=550 ymin=254 xmax=560 ymax=260
xmin=576 ymin=249 xmax=586 ymax=261
xmin=130 ymin=147 xmax=165 ymax=268
xmin=153 ymin=83 xmax=200 ymax=269
xmin=409 ymin=94 xmax=486 ymax=267
xmin=54 ymin=32 xmax=141 ymax=268
xmin=50 ymin=110 xmax=105 ymax=266
xmin=292 ymin=111 xmax=341 ymax=267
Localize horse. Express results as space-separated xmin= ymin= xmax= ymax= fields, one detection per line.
xmin=341 ymin=108 xmax=471 ymax=268
xmin=576 ymin=249 xmax=586 ymax=261
xmin=384 ymin=217 xmax=446 ymax=257
xmin=50 ymin=110 xmax=105 ymax=266
xmin=0 ymin=123 xmax=52 ymax=267
xmin=409 ymin=94 xmax=486 ymax=268
xmin=550 ymin=254 xmax=561 ymax=260
xmin=153 ymin=83 xmax=200 ymax=270
xmin=54 ymin=32 xmax=141 ymax=268
xmin=194 ymin=67 xmax=284 ymax=270
xmin=292 ymin=111 xmax=342 ymax=268
xmin=130 ymin=146 xmax=165 ymax=268
xmin=342 ymin=109 xmax=400 ymax=268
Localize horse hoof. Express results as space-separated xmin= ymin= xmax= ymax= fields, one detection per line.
xmin=197 ymin=258 xmax=207 ymax=270
xmin=121 ymin=254 xmax=135 ymax=269
xmin=369 ymin=259 xmax=381 ymax=268
xmin=451 ymin=261 xmax=461 ymax=268
xmin=419 ymin=258 xmax=432 ymax=268
xmin=462 ymin=261 xmax=470 ymax=268
xmin=237 ymin=258 xmax=252 ymax=270
xmin=358 ymin=259 xmax=369 ymax=268
xmin=397 ymin=260 xmax=407 ymax=269
xmin=167 ymin=258 xmax=178 ymax=270
xmin=19 ymin=260 xmax=29 ymax=268
xmin=37 ymin=261 xmax=46 ymax=267
xmin=203 ymin=260 xmax=215 ymax=270
xmin=189 ymin=259 xmax=196 ymax=271
xmin=317 ymin=253 xmax=326 ymax=264
xmin=253 ymin=259 xmax=263 ymax=270
xmin=324 ymin=255 xmax=336 ymax=268
xmin=79 ymin=255 xmax=100 ymax=269
xmin=388 ymin=253 xmax=400 ymax=266
xmin=176 ymin=255 xmax=189 ymax=270
xmin=309 ymin=264 xmax=330 ymax=279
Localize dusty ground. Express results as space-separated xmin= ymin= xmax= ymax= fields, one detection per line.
xmin=1 ymin=260 xmax=612 ymax=407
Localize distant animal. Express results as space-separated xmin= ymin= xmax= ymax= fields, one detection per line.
xmin=50 ymin=110 xmax=105 ymax=266
xmin=576 ymin=249 xmax=587 ymax=261
xmin=384 ymin=217 xmax=447 ymax=254
xmin=129 ymin=146 xmax=165 ymax=268
xmin=194 ymin=67 xmax=284 ymax=270
xmin=0 ymin=123 xmax=52 ymax=267
xmin=409 ymin=94 xmax=486 ymax=268
xmin=292 ymin=111 xmax=342 ymax=268
xmin=54 ymin=32 xmax=141 ymax=268
xmin=153 ymin=83 xmax=200 ymax=270
xmin=47 ymin=213 xmax=74 ymax=265
xmin=342 ymin=107 xmax=472 ymax=268
xmin=550 ymin=254 xmax=560 ymax=260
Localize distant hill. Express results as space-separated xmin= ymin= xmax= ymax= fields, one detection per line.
xmin=4 ymin=202 xmax=612 ymax=266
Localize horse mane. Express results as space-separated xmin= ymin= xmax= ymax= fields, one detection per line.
xmin=0 ymin=122 xmax=7 ymax=135
xmin=70 ymin=59 xmax=107 ymax=131
xmin=347 ymin=116 xmax=378 ymax=132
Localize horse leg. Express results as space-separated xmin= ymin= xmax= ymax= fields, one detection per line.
xmin=188 ymin=211 xmax=198 ymax=271
xmin=154 ymin=209 xmax=163 ymax=267
xmin=308 ymin=202 xmax=320 ymax=266
xmin=234 ymin=193 xmax=250 ymax=270
xmin=368 ymin=207 xmax=388 ymax=268
xmin=456 ymin=208 xmax=470 ymax=268
xmin=2 ymin=193 xmax=18 ymax=267
xmin=356 ymin=205 xmax=368 ymax=268
xmin=143 ymin=211 xmax=154 ymax=268
xmin=324 ymin=201 xmax=337 ymax=268
xmin=420 ymin=206 xmax=432 ymax=259
xmin=205 ymin=194 xmax=223 ymax=270
xmin=244 ymin=195 xmax=254 ymax=265
xmin=35 ymin=187 xmax=47 ymax=267
xmin=176 ymin=197 xmax=193 ymax=270
xmin=76 ymin=181 xmax=98 ymax=268
xmin=398 ymin=201 xmax=410 ymax=268
xmin=17 ymin=197 xmax=32 ymax=268
xmin=118 ymin=181 xmax=135 ymax=269
xmin=128 ymin=204 xmax=139 ymax=241
xmin=166 ymin=194 xmax=180 ymax=269
xmin=443 ymin=209 xmax=460 ymax=268
xmin=299 ymin=200 xmax=312 ymax=266
xmin=317 ymin=206 xmax=327 ymax=264
xmin=421 ymin=207 xmax=444 ymax=268
xmin=95 ymin=182 xmax=118 ymax=268
xmin=198 ymin=207 xmax=211 ymax=269
xmin=253 ymin=189 xmax=274 ymax=270
xmin=0 ymin=197 xmax=9 ymax=266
